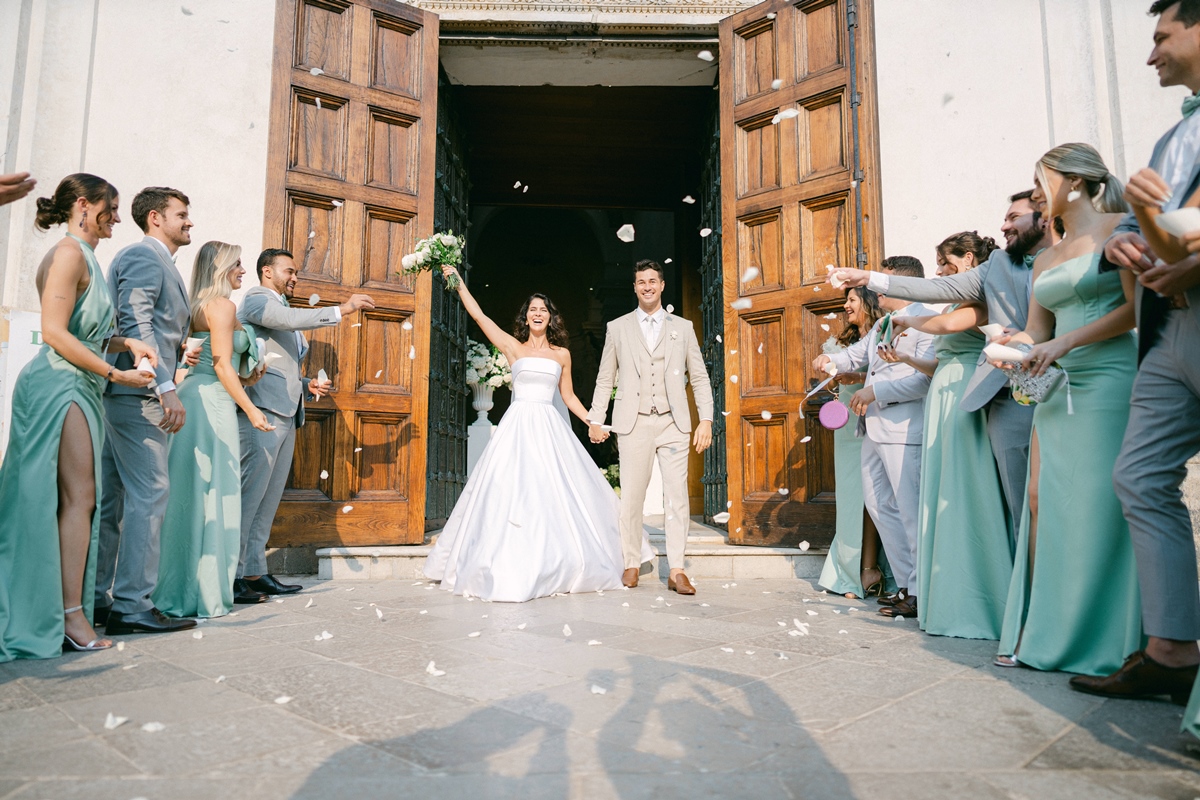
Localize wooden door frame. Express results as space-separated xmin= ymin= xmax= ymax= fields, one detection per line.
xmin=261 ymin=0 xmax=439 ymax=546
xmin=719 ymin=0 xmax=884 ymax=546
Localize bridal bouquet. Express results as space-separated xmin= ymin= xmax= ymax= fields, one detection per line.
xmin=400 ymin=231 xmax=464 ymax=291
xmin=464 ymin=339 xmax=512 ymax=389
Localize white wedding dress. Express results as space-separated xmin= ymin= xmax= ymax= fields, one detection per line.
xmin=424 ymin=356 xmax=644 ymax=602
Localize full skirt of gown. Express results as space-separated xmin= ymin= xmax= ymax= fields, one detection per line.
xmin=424 ymin=357 xmax=626 ymax=602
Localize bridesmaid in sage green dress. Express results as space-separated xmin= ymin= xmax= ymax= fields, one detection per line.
xmin=996 ymin=143 xmax=1141 ymax=676
xmin=887 ymin=232 xmax=1013 ymax=640
xmin=154 ymin=241 xmax=271 ymax=618
xmin=0 ymin=174 xmax=158 ymax=660
xmin=818 ymin=287 xmax=895 ymax=598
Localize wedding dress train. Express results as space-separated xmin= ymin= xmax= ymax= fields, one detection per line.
xmin=424 ymin=356 xmax=641 ymax=602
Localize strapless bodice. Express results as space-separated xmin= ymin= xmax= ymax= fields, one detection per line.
xmin=511 ymin=357 xmax=562 ymax=404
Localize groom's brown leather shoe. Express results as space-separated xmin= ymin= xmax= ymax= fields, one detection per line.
xmin=622 ymin=568 xmax=639 ymax=588
xmin=1069 ymin=650 xmax=1198 ymax=705
xmin=667 ymin=573 xmax=696 ymax=595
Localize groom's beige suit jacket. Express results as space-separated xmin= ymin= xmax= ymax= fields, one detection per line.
xmin=587 ymin=310 xmax=714 ymax=435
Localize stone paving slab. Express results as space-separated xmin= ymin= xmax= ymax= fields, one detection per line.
xmin=0 ymin=577 xmax=1196 ymax=800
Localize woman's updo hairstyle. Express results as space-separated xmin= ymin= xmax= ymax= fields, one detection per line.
xmin=1037 ymin=143 xmax=1128 ymax=214
xmin=34 ymin=173 xmax=118 ymax=231
xmin=936 ymin=230 xmax=999 ymax=267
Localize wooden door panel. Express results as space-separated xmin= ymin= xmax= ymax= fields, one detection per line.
xmin=265 ymin=0 xmax=438 ymax=547
xmin=720 ymin=0 xmax=880 ymax=547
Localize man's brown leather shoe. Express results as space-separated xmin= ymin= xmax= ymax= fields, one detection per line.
xmin=622 ymin=568 xmax=639 ymax=588
xmin=667 ymin=573 xmax=696 ymax=595
xmin=879 ymin=596 xmax=917 ymax=618
xmin=1069 ymin=650 xmax=1198 ymax=705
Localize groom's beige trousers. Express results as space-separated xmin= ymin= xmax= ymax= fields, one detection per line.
xmin=617 ymin=411 xmax=690 ymax=570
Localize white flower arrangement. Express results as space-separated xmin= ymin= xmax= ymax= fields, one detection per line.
xmin=400 ymin=230 xmax=465 ymax=291
xmin=464 ymin=339 xmax=512 ymax=388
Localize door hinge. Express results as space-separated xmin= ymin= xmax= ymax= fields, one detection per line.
xmin=850 ymin=91 xmax=862 ymax=107
xmin=857 ymin=252 xmax=869 ymax=266
xmin=847 ymin=0 xmax=859 ymax=28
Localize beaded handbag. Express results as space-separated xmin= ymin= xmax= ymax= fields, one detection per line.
xmin=1000 ymin=342 xmax=1067 ymax=407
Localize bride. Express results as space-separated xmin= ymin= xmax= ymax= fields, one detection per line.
xmin=423 ymin=266 xmax=643 ymax=602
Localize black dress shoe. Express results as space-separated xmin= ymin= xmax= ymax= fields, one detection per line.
xmin=233 ymin=578 xmax=269 ymax=604
xmin=243 ymin=574 xmax=302 ymax=595
xmin=105 ymin=608 xmax=197 ymax=635
xmin=93 ymin=605 xmax=111 ymax=626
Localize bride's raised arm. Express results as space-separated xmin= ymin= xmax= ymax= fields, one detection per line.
xmin=442 ymin=265 xmax=520 ymax=360
xmin=556 ymin=349 xmax=592 ymax=424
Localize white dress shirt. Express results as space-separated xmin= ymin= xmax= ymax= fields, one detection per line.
xmin=637 ymin=306 xmax=665 ymax=350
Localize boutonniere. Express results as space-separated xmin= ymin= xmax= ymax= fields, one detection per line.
xmin=670 ymin=331 xmax=679 ymax=341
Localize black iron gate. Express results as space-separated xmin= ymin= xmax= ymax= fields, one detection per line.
xmin=698 ymin=98 xmax=727 ymax=522
xmin=425 ymin=72 xmax=471 ymax=531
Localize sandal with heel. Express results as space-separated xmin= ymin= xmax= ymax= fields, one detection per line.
xmin=62 ymin=605 xmax=113 ymax=652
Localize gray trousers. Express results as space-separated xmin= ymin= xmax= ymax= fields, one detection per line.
xmin=94 ymin=394 xmax=172 ymax=614
xmin=238 ymin=408 xmax=297 ymax=578
xmin=861 ymin=437 xmax=922 ymax=592
xmin=1113 ymin=311 xmax=1200 ymax=641
xmin=984 ymin=390 xmax=1035 ymax=554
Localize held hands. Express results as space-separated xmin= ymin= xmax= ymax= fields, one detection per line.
xmin=588 ymin=423 xmax=609 ymax=444
xmin=848 ymin=386 xmax=876 ymax=416
xmin=1104 ymin=232 xmax=1155 ymax=274
xmin=692 ymin=420 xmax=713 ymax=454
xmin=0 ymin=172 xmax=36 ymax=207
xmin=1020 ymin=339 xmax=1070 ymax=377
xmin=247 ymin=407 xmax=277 ymax=433
xmin=159 ymin=391 xmax=186 ymax=433
xmin=126 ymin=339 xmax=159 ymax=371
xmin=339 ymin=294 xmax=375 ymax=315
xmin=1124 ymin=168 xmax=1172 ymax=210
xmin=826 ymin=267 xmax=870 ymax=288
xmin=308 ymin=377 xmax=332 ymax=400
xmin=876 ymin=343 xmax=905 ymax=364
xmin=110 ymin=368 xmax=156 ymax=389
xmin=1138 ymin=252 xmax=1200 ymax=296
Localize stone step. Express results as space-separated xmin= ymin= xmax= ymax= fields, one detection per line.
xmin=316 ymin=515 xmax=827 ymax=581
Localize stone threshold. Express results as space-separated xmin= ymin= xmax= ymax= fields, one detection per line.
xmin=316 ymin=516 xmax=826 ymax=581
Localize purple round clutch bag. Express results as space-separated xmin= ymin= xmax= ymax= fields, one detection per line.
xmin=819 ymin=400 xmax=850 ymax=430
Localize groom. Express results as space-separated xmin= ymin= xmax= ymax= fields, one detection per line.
xmin=589 ymin=260 xmax=714 ymax=594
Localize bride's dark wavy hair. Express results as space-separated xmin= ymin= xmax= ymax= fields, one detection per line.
xmin=512 ymin=293 xmax=569 ymax=347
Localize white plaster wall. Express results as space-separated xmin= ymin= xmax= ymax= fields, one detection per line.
xmin=1 ymin=0 xmax=275 ymax=315
xmin=873 ymin=0 xmax=1183 ymax=269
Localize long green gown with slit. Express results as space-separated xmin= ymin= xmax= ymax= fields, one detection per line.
xmin=0 ymin=234 xmax=115 ymax=661
xmin=916 ymin=319 xmax=1013 ymax=639
xmin=153 ymin=329 xmax=258 ymax=618
xmin=997 ymin=253 xmax=1142 ymax=676
xmin=819 ymin=382 xmax=896 ymax=596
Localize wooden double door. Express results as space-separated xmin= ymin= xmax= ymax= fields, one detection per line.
xmin=262 ymin=0 xmax=880 ymax=548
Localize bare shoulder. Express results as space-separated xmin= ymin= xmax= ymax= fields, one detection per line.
xmin=36 ymin=237 xmax=88 ymax=292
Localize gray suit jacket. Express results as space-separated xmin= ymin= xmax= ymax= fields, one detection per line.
xmin=588 ymin=310 xmax=715 ymax=435
xmin=237 ymin=286 xmax=340 ymax=425
xmin=105 ymin=236 xmax=190 ymax=395
xmin=1107 ymin=120 xmax=1200 ymax=347
xmin=869 ymin=250 xmax=1032 ymax=412
xmin=829 ymin=304 xmax=937 ymax=445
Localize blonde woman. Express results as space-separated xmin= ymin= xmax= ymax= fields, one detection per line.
xmin=992 ymin=144 xmax=1141 ymax=675
xmin=154 ymin=241 xmax=272 ymax=618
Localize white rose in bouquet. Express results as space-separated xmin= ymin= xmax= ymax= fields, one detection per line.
xmin=465 ymin=367 xmax=479 ymax=385
xmin=438 ymin=233 xmax=457 ymax=247
xmin=487 ymin=374 xmax=504 ymax=389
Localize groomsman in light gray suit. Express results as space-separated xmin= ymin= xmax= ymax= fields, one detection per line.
xmin=817 ymin=256 xmax=937 ymax=619
xmin=97 ymin=187 xmax=198 ymax=635
xmin=588 ymin=259 xmax=714 ymax=595
xmin=1070 ymin=0 xmax=1200 ymax=719
xmin=233 ymin=248 xmax=374 ymax=602
xmin=832 ymin=193 xmax=1052 ymax=548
